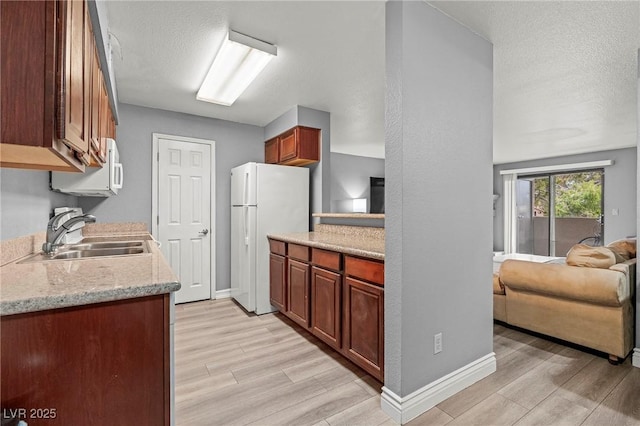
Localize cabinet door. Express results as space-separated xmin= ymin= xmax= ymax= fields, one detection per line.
xmin=59 ymin=0 xmax=89 ymax=155
xmin=264 ymin=137 xmax=279 ymax=164
xmin=269 ymin=253 xmax=287 ymax=312
xmin=343 ymin=277 xmax=384 ymax=381
xmin=279 ymin=129 xmax=297 ymax=162
xmin=287 ymin=259 xmax=310 ymax=328
xmin=0 ymin=295 xmax=170 ymax=425
xmin=311 ymin=266 xmax=342 ymax=350
xmin=88 ymin=37 xmax=103 ymax=167
xmin=0 ymin=1 xmax=83 ymax=172
xmin=98 ymin=76 xmax=110 ymax=161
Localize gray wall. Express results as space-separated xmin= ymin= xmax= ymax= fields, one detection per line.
xmin=79 ymin=103 xmax=264 ymax=291
xmin=265 ymin=105 xmax=331 ymax=227
xmin=0 ymin=169 xmax=78 ymax=240
xmin=636 ymin=49 xmax=640 ymax=367
xmin=385 ymin=1 xmax=493 ymax=397
xmin=493 ymin=147 xmax=637 ymax=251
xmin=330 ymin=152 xmax=384 ymax=213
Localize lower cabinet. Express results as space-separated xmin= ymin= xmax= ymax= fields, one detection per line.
xmin=311 ymin=266 xmax=342 ymax=350
xmin=287 ymin=259 xmax=311 ymax=328
xmin=269 ymin=238 xmax=384 ymax=382
xmin=269 ymin=253 xmax=287 ymax=311
xmin=343 ymin=277 xmax=384 ymax=379
xmin=0 ymin=294 xmax=170 ymax=425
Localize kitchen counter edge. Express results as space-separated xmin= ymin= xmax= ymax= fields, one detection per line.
xmin=0 ymin=234 xmax=180 ymax=317
xmin=1 ymin=282 xmax=180 ymax=316
xmin=267 ymin=232 xmax=384 ymax=261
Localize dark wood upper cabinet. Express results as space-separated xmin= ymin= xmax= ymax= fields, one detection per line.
xmin=60 ymin=0 xmax=90 ymax=155
xmin=88 ymin=36 xmax=104 ymax=167
xmin=1 ymin=0 xmax=115 ymax=172
xmin=263 ymin=126 xmax=320 ymax=166
xmin=265 ymin=137 xmax=279 ymax=164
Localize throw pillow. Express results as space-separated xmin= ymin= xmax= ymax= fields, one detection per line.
xmin=566 ymin=244 xmax=616 ymax=269
xmin=606 ymin=239 xmax=637 ymax=260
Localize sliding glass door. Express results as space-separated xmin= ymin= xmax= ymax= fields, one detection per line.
xmin=516 ymin=170 xmax=603 ymax=256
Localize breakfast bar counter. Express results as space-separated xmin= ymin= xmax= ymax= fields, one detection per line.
xmin=268 ymin=224 xmax=385 ymax=261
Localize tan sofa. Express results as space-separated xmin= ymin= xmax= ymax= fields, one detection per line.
xmin=493 ymin=240 xmax=636 ymax=362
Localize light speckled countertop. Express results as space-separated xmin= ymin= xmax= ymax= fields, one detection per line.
xmin=0 ymin=228 xmax=180 ymax=316
xmin=268 ymin=230 xmax=385 ymax=260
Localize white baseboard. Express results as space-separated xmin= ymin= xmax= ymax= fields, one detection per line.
xmin=633 ymin=348 xmax=640 ymax=368
xmin=381 ymin=353 xmax=497 ymax=424
xmin=215 ymin=289 xmax=231 ymax=299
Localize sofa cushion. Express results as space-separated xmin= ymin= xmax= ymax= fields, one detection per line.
xmin=566 ymin=244 xmax=616 ymax=268
xmin=493 ymin=273 xmax=505 ymax=295
xmin=606 ymin=239 xmax=636 ymax=260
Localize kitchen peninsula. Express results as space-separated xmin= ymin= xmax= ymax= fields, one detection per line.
xmin=0 ymin=223 xmax=179 ymax=425
xmin=268 ymin=224 xmax=385 ymax=381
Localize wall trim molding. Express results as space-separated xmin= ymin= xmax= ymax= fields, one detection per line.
xmin=633 ymin=348 xmax=640 ymax=368
xmin=380 ymin=353 xmax=496 ymax=424
xmin=215 ymin=289 xmax=231 ymax=299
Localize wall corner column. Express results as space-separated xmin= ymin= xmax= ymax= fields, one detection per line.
xmin=382 ymin=1 xmax=496 ymax=422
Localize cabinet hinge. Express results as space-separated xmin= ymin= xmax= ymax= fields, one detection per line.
xmin=157 ymin=216 xmax=159 ymax=225
xmin=157 ymin=152 xmax=159 ymax=161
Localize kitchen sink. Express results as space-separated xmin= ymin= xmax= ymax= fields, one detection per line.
xmin=51 ymin=247 xmax=146 ymax=259
xmin=67 ymin=241 xmax=145 ymax=250
xmin=18 ymin=240 xmax=150 ymax=264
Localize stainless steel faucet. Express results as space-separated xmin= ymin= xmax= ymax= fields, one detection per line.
xmin=43 ymin=213 xmax=97 ymax=255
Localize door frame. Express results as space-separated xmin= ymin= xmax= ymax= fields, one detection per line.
xmin=151 ymin=133 xmax=217 ymax=299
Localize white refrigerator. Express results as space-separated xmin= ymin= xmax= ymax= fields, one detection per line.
xmin=230 ymin=162 xmax=309 ymax=314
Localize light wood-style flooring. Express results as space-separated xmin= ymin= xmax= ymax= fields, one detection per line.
xmin=175 ymin=299 xmax=640 ymax=425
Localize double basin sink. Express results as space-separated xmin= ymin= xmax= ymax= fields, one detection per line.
xmin=19 ymin=239 xmax=150 ymax=263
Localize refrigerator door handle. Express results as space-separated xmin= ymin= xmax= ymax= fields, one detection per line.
xmin=243 ymin=171 xmax=249 ymax=206
xmin=243 ymin=206 xmax=249 ymax=245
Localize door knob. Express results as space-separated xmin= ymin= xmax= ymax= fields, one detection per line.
xmin=199 ymin=229 xmax=209 ymax=236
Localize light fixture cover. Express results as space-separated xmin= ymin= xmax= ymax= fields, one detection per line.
xmin=197 ymin=30 xmax=277 ymax=106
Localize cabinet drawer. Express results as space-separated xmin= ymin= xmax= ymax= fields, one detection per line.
xmin=288 ymin=243 xmax=310 ymax=262
xmin=312 ymin=248 xmax=341 ymax=272
xmin=269 ymin=239 xmax=286 ymax=256
xmin=345 ymin=256 xmax=384 ymax=286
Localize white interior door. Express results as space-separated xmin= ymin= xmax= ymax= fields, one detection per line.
xmin=157 ymin=138 xmax=212 ymax=304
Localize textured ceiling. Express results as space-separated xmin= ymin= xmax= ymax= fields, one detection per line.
xmin=429 ymin=0 xmax=639 ymax=164
xmin=105 ymin=1 xmax=386 ymax=158
xmin=105 ymin=1 xmax=639 ymax=163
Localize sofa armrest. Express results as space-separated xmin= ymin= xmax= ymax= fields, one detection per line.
xmin=609 ymin=259 xmax=636 ymax=298
xmin=500 ymin=259 xmax=630 ymax=306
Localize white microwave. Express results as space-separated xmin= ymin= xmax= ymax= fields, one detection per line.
xmin=52 ymin=139 xmax=123 ymax=197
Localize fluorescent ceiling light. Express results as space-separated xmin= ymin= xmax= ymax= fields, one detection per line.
xmin=197 ymin=30 xmax=277 ymax=106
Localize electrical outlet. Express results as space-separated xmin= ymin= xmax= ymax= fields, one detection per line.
xmin=434 ymin=333 xmax=443 ymax=354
